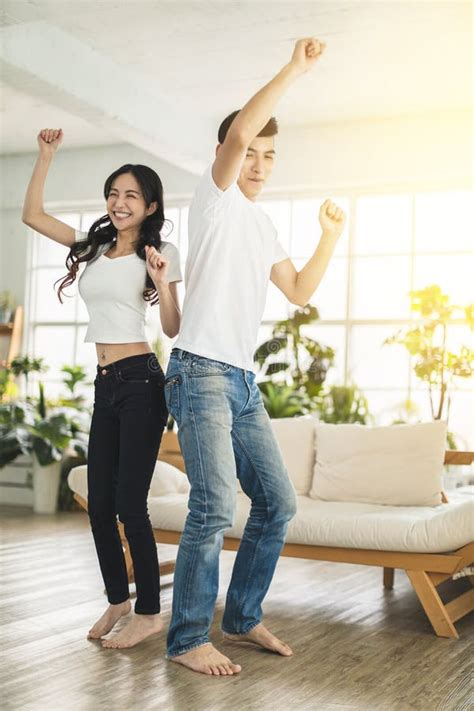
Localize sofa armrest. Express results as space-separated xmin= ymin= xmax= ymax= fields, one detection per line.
xmin=444 ymin=451 xmax=474 ymax=466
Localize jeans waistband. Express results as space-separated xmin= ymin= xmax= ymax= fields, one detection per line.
xmin=170 ymin=348 xmax=254 ymax=380
xmin=96 ymin=352 xmax=156 ymax=377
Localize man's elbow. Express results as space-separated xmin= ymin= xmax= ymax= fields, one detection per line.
xmin=293 ymin=298 xmax=308 ymax=308
xmin=226 ymin=123 xmax=250 ymax=149
xmin=164 ymin=328 xmax=179 ymax=339
xmin=290 ymin=285 xmax=308 ymax=308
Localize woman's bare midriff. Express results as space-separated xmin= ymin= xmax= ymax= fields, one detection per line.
xmin=95 ymin=342 xmax=153 ymax=367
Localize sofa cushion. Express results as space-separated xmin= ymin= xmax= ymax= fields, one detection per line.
xmin=68 ymin=464 xmax=473 ymax=553
xmin=270 ymin=415 xmax=316 ymax=494
xmin=68 ymin=460 xmax=189 ymax=503
xmin=147 ymin=491 xmax=473 ymax=554
xmin=309 ymin=420 xmax=447 ymax=506
xmin=149 ymin=460 xmax=190 ymax=496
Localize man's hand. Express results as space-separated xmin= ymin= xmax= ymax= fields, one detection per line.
xmin=145 ymin=245 xmax=169 ymax=287
xmin=37 ymin=128 xmax=63 ymax=157
xmin=289 ymin=38 xmax=326 ymax=76
xmin=319 ymin=199 xmax=346 ymax=240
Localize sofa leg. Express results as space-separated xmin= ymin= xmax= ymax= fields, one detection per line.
xmin=383 ymin=567 xmax=394 ymax=589
xmin=117 ymin=523 xmax=135 ymax=584
xmin=122 ymin=540 xmax=135 ymax=584
xmin=406 ymin=570 xmax=458 ymax=639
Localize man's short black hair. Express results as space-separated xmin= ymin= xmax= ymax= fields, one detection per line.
xmin=218 ymin=110 xmax=278 ymax=145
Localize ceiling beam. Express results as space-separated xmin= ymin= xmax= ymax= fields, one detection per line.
xmin=0 ymin=21 xmax=211 ymax=174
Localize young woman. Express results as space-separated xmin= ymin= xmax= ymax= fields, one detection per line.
xmin=22 ymin=128 xmax=182 ymax=649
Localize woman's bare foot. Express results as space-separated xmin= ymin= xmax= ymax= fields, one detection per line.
xmin=169 ymin=642 xmax=242 ymax=676
xmin=87 ymin=600 xmax=131 ymax=639
xmin=223 ymin=623 xmax=293 ymax=656
xmin=102 ymin=613 xmax=163 ymax=649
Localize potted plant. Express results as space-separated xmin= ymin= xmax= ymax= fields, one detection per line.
xmin=254 ymin=305 xmax=336 ymax=419
xmin=10 ymin=355 xmax=47 ymax=398
xmin=384 ymin=285 xmax=474 ymax=443
xmin=0 ymin=291 xmax=14 ymax=324
xmin=0 ymin=383 xmax=88 ymax=514
xmin=0 ymin=368 xmax=18 ymax=402
xmin=259 ymin=382 xmax=314 ymax=418
xmin=316 ymin=384 xmax=370 ymax=424
xmin=57 ymin=364 xmax=88 ymax=410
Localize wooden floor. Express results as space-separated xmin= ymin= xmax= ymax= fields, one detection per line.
xmin=0 ymin=508 xmax=472 ymax=711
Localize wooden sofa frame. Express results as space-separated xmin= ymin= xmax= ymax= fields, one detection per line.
xmin=74 ymin=430 xmax=474 ymax=639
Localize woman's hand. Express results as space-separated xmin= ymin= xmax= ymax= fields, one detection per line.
xmin=145 ymin=245 xmax=169 ymax=287
xmin=37 ymin=128 xmax=63 ymax=158
xmin=319 ymin=199 xmax=346 ymax=241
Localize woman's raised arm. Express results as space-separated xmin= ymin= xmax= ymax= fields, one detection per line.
xmin=22 ymin=129 xmax=76 ymax=247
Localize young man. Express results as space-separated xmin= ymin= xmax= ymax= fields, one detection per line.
xmin=164 ymin=37 xmax=345 ymax=676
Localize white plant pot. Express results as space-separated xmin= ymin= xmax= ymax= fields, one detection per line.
xmin=33 ymin=457 xmax=61 ymax=514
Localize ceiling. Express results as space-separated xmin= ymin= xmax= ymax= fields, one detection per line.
xmin=1 ymin=0 xmax=472 ymax=163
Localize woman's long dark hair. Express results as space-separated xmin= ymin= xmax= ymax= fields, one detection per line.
xmin=56 ymin=164 xmax=172 ymax=305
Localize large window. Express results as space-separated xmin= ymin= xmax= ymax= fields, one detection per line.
xmin=25 ymin=189 xmax=473 ymax=446
xmin=258 ymin=189 xmax=473 ymax=448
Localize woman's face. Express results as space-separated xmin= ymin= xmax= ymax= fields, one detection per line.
xmin=106 ymin=172 xmax=156 ymax=231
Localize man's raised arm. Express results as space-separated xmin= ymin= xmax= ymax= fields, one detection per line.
xmin=212 ymin=38 xmax=326 ymax=191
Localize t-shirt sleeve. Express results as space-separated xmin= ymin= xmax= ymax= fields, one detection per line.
xmin=161 ymin=242 xmax=183 ymax=283
xmin=272 ymin=238 xmax=289 ymax=265
xmin=191 ymin=164 xmax=234 ymax=215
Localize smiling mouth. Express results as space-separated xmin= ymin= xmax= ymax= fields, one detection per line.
xmin=113 ymin=211 xmax=132 ymax=218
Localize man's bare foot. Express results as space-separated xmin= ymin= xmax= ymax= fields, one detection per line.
xmin=87 ymin=600 xmax=131 ymax=639
xmin=223 ymin=623 xmax=293 ymax=656
xmin=169 ymin=642 xmax=242 ymax=676
xmin=102 ymin=613 xmax=163 ymax=649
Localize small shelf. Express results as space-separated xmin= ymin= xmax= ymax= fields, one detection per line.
xmin=0 ymin=323 xmax=14 ymax=334
xmin=0 ymin=306 xmax=23 ymax=365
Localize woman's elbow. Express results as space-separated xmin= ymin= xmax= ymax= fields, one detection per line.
xmin=22 ymin=211 xmax=41 ymax=229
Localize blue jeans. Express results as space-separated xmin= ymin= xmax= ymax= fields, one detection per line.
xmin=164 ymin=348 xmax=297 ymax=657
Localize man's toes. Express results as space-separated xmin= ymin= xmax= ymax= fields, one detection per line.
xmin=231 ymin=663 xmax=242 ymax=673
xmin=218 ymin=665 xmax=229 ymax=675
xmin=210 ymin=665 xmax=220 ymax=675
xmin=279 ymin=642 xmax=293 ymax=656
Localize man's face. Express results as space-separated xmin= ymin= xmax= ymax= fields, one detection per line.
xmin=237 ymin=135 xmax=276 ymax=201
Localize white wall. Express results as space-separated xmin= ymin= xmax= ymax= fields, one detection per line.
xmin=271 ymin=109 xmax=473 ymax=191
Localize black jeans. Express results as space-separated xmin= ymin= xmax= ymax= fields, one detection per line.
xmin=87 ymin=353 xmax=168 ymax=614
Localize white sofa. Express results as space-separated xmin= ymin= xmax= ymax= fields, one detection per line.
xmin=68 ymin=417 xmax=474 ymax=639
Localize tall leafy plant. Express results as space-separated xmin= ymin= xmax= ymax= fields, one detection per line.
xmin=254 ymin=305 xmax=335 ymax=398
xmin=317 ymin=385 xmax=370 ymax=424
xmin=384 ymin=285 xmax=473 ymax=423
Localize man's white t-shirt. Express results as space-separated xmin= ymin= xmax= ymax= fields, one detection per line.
xmin=174 ymin=166 xmax=288 ymax=372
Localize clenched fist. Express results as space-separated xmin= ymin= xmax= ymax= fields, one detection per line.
xmin=319 ymin=199 xmax=346 ymax=240
xmin=145 ymin=245 xmax=169 ymax=287
xmin=290 ymin=38 xmax=326 ymax=75
xmin=37 ymin=128 xmax=63 ymax=157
